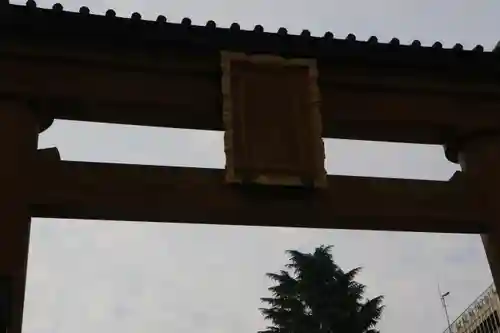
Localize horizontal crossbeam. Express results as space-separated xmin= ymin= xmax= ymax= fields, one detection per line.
xmin=3 ymin=43 xmax=500 ymax=144
xmin=30 ymin=160 xmax=483 ymax=233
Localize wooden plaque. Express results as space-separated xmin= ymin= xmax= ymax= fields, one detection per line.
xmin=221 ymin=52 xmax=326 ymax=188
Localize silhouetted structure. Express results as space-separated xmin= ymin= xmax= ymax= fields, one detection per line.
xmin=1 ymin=1 xmax=500 ymax=332
xmin=444 ymin=284 xmax=500 ymax=333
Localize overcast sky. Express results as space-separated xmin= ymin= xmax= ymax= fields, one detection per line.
xmin=11 ymin=0 xmax=500 ymax=332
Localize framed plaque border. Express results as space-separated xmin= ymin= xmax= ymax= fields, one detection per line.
xmin=221 ymin=51 xmax=326 ymax=188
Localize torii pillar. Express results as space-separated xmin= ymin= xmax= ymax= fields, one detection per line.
xmin=0 ymin=102 xmax=51 ymax=333
xmin=447 ymin=132 xmax=500 ymax=291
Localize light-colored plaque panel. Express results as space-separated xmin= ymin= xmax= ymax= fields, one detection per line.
xmin=221 ymin=52 xmax=326 ymax=188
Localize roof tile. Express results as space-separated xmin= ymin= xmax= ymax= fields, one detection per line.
xmin=0 ymin=0 xmax=498 ymax=79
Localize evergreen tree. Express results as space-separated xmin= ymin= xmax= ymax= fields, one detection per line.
xmin=260 ymin=245 xmax=384 ymax=333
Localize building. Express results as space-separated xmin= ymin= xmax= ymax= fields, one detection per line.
xmin=444 ymin=284 xmax=500 ymax=333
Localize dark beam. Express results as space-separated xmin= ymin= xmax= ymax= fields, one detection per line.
xmin=2 ymin=2 xmax=498 ymax=76
xmin=30 ymin=161 xmax=482 ymax=234
xmin=3 ymin=44 xmax=500 ymax=145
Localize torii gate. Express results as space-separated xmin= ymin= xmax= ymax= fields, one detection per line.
xmin=1 ymin=1 xmax=500 ymax=332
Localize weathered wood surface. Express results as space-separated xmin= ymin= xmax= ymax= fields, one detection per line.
xmin=0 ymin=103 xmax=39 ymax=333
xmin=2 ymin=42 xmax=500 ymax=145
xmin=31 ymin=161 xmax=481 ymax=233
xmin=221 ymin=53 xmax=326 ymax=187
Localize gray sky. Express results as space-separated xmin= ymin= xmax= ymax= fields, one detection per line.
xmin=13 ymin=0 xmax=500 ymax=332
